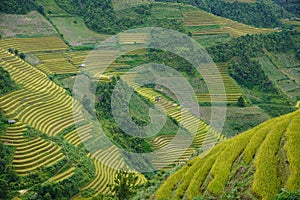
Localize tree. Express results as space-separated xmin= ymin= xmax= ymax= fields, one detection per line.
xmin=8 ymin=48 xmax=13 ymax=54
xmin=237 ymin=96 xmax=246 ymax=107
xmin=37 ymin=5 xmax=45 ymax=15
xmin=19 ymin=53 xmax=26 ymax=60
xmin=14 ymin=49 xmax=18 ymax=55
xmin=296 ymin=50 xmax=300 ymax=60
xmin=44 ymin=192 xmax=52 ymax=200
xmin=108 ymin=169 xmax=139 ymax=200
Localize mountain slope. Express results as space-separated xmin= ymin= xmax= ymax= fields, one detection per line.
xmin=156 ymin=109 xmax=300 ymax=200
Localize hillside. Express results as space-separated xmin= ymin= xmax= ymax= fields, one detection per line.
xmin=156 ymin=109 xmax=300 ymax=200
xmin=0 ymin=0 xmax=300 ymax=199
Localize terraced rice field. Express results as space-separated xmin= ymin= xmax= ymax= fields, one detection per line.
xmin=0 ymin=48 xmax=84 ymax=136
xmin=0 ymin=122 xmax=65 ymax=175
xmin=0 ymin=36 xmax=68 ymax=53
xmin=65 ymin=50 xmax=131 ymax=74
xmin=152 ymin=136 xmax=197 ymax=168
xmin=64 ymin=123 xmax=93 ymax=147
xmin=0 ymin=47 xmax=146 ymax=197
xmin=256 ymin=56 xmax=300 ymax=100
xmin=184 ymin=11 xmax=275 ymax=37
xmin=64 ymin=50 xmax=90 ymax=66
xmin=120 ymin=74 xmax=226 ymax=168
xmin=196 ymin=63 xmax=242 ymax=103
xmin=118 ymin=33 xmax=150 ymax=44
xmin=68 ymin=49 xmax=131 ymax=78
xmin=47 ymin=167 xmax=76 ymax=183
xmin=82 ymin=146 xmax=146 ymax=196
xmin=156 ymin=109 xmax=300 ymax=200
xmin=0 ymin=48 xmax=146 ymax=195
xmin=34 ymin=52 xmax=78 ymax=74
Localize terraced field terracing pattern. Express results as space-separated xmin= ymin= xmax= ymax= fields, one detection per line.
xmin=0 ymin=48 xmax=84 ymax=136
xmin=0 ymin=46 xmax=146 ymax=197
xmin=0 ymin=122 xmax=65 ymax=176
xmin=34 ymin=52 xmax=78 ymax=74
xmin=184 ymin=10 xmax=276 ymax=38
xmin=0 ymin=36 xmax=68 ymax=53
xmin=156 ymin=109 xmax=300 ymax=200
xmin=196 ymin=63 xmax=242 ymax=103
xmin=120 ymin=74 xmax=226 ymax=168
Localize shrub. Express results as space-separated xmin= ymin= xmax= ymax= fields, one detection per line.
xmin=276 ymin=188 xmax=300 ymax=200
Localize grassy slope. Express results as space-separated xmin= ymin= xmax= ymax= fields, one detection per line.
xmin=0 ymin=11 xmax=57 ymax=38
xmin=50 ymin=16 xmax=110 ymax=46
xmin=255 ymin=51 xmax=300 ymax=103
xmin=156 ymin=109 xmax=300 ymax=200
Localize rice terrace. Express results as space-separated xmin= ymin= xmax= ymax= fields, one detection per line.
xmin=0 ymin=0 xmax=299 ymax=199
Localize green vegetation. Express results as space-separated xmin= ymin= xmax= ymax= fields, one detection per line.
xmin=34 ymin=52 xmax=78 ymax=74
xmin=35 ymin=0 xmax=70 ymax=16
xmin=54 ymin=0 xmax=184 ymax=34
xmin=0 ymin=11 xmax=57 ymax=38
xmin=0 ymin=140 xmax=19 ymax=200
xmin=0 ymin=66 xmax=19 ymax=96
xmin=252 ymin=117 xmax=290 ymax=199
xmin=273 ymin=0 xmax=300 ymax=17
xmin=0 ymin=0 xmax=36 ymax=14
xmin=95 ymin=78 xmax=157 ymax=170
xmin=0 ymin=36 xmax=68 ymax=53
xmin=157 ymin=0 xmax=290 ymax=28
xmin=108 ymin=169 xmax=139 ymax=200
xmin=156 ymin=109 xmax=300 ymax=200
xmin=208 ymin=31 xmax=300 ymax=116
xmin=0 ymin=1 xmax=299 ymax=199
xmin=156 ymin=163 xmax=192 ymax=199
xmin=284 ymin=115 xmax=300 ymax=191
xmin=255 ymin=51 xmax=300 ymax=102
xmin=186 ymin=142 xmax=228 ymax=199
xmin=276 ymin=189 xmax=300 ymax=200
xmin=50 ymin=16 xmax=110 ymax=46
xmin=208 ymin=131 xmax=253 ymax=195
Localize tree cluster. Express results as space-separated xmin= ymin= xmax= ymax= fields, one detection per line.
xmin=0 ymin=66 xmax=18 ymax=96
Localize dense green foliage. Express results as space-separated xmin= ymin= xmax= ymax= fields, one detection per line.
xmin=108 ymin=169 xmax=139 ymax=200
xmin=276 ymin=189 xmax=300 ymax=200
xmin=208 ymin=31 xmax=300 ymax=116
xmin=23 ymin=131 xmax=95 ymax=199
xmin=0 ymin=0 xmax=36 ymax=14
xmin=0 ymin=123 xmax=95 ymax=200
xmin=95 ymin=77 xmax=155 ymax=170
xmin=0 ymin=110 xmax=8 ymax=136
xmin=273 ymin=0 xmax=300 ymax=17
xmin=0 ymin=66 xmax=18 ymax=96
xmin=156 ymin=0 xmax=290 ymax=28
xmin=0 ymin=141 xmax=19 ymax=200
xmin=55 ymin=0 xmax=184 ymax=34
